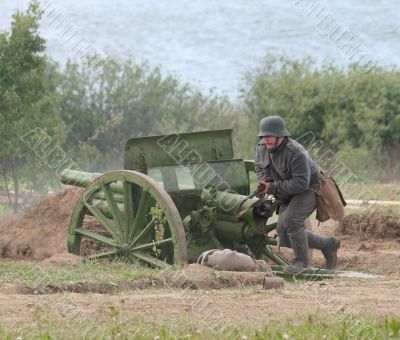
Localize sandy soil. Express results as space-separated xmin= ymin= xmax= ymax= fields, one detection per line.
xmin=0 ymin=188 xmax=83 ymax=259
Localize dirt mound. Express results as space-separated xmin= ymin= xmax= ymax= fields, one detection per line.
xmin=338 ymin=210 xmax=400 ymax=240
xmin=0 ymin=187 xmax=83 ymax=260
xmin=41 ymin=252 xmax=83 ymax=266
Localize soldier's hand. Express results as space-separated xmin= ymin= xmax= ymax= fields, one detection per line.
xmin=260 ymin=181 xmax=270 ymax=194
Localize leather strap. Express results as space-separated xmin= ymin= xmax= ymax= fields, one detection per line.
xmin=268 ymin=152 xmax=285 ymax=180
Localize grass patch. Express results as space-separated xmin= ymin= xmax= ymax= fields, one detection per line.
xmin=0 ymin=203 xmax=11 ymax=216
xmin=0 ymin=312 xmax=399 ymax=339
xmin=341 ymin=182 xmax=400 ymax=201
xmin=344 ymin=206 xmax=400 ymax=216
xmin=0 ymin=261 xmax=278 ymax=293
xmin=0 ymin=260 xmax=160 ymax=290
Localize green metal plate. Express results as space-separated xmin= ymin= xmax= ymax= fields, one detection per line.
xmin=124 ymin=129 xmax=234 ymax=172
xmin=144 ymin=159 xmax=249 ymax=195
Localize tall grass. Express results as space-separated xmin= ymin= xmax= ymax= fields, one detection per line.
xmin=0 ymin=313 xmax=398 ymax=339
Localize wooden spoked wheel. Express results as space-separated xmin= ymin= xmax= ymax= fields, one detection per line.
xmin=68 ymin=170 xmax=188 ymax=267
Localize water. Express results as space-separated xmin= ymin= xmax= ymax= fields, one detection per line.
xmin=1 ymin=0 xmax=399 ymax=99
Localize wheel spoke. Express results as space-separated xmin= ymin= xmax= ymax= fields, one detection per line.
xmin=103 ymin=183 xmax=125 ymax=234
xmin=123 ymin=181 xmax=135 ymax=239
xmin=131 ymin=237 xmax=173 ymax=252
xmin=68 ymin=170 xmax=187 ymax=266
xmin=83 ymin=200 xmax=121 ymax=241
xmin=75 ymin=228 xmax=118 ymax=247
xmin=127 ymin=254 xmax=139 ymax=265
xmin=130 ymin=252 xmax=169 ymax=268
xmin=86 ymin=250 xmax=117 ymax=260
xmin=130 ymin=217 xmax=159 ymax=247
xmin=130 ymin=188 xmax=152 ymax=240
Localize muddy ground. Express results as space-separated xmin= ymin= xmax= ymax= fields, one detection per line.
xmin=0 ymin=188 xmax=399 ymax=330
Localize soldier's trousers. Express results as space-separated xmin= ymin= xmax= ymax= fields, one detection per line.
xmin=276 ymin=190 xmax=317 ymax=247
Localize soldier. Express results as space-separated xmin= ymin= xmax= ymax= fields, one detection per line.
xmin=255 ymin=116 xmax=341 ymax=275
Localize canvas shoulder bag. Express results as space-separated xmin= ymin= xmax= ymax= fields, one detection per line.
xmin=313 ymin=170 xmax=347 ymax=222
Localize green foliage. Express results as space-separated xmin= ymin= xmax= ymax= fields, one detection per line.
xmin=241 ymin=55 xmax=400 ymax=181
xmin=0 ymin=4 xmax=235 ymax=208
xmin=0 ymin=1 xmax=64 ymax=211
xmin=56 ymin=57 xmax=235 ymax=171
xmin=0 ymin=204 xmax=11 ymax=215
xmin=0 ymin=311 xmax=398 ymax=339
xmin=0 ymin=261 xmax=159 ymax=288
xmin=386 ymin=318 xmax=400 ymax=337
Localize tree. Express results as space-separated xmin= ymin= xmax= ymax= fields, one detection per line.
xmin=0 ymin=1 xmax=64 ymax=212
xmin=57 ymin=57 xmax=235 ymax=171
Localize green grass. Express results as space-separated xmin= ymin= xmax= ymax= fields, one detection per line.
xmin=0 ymin=203 xmax=11 ymax=216
xmin=341 ymin=182 xmax=400 ymax=201
xmin=0 ymin=260 xmax=160 ymax=288
xmin=249 ymin=173 xmax=400 ymax=202
xmin=344 ymin=205 xmax=400 ymax=216
xmin=0 ymin=312 xmax=398 ymax=339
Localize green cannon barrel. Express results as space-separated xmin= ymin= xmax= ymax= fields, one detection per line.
xmin=61 ymin=169 xmax=102 ymax=188
xmin=61 ymin=169 xmax=124 ymax=195
xmin=61 ymin=169 xmax=125 ymax=219
xmin=214 ymin=220 xmax=250 ymax=243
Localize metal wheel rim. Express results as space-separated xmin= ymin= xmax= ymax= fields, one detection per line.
xmin=68 ymin=170 xmax=188 ymax=267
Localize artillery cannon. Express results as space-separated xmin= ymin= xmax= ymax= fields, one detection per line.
xmin=61 ymin=129 xmax=333 ymax=277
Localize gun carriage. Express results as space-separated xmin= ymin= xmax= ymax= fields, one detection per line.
xmin=62 ymin=129 xmax=327 ymax=276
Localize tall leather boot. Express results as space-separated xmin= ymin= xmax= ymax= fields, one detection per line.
xmin=307 ymin=231 xmax=341 ymax=269
xmin=283 ymin=228 xmax=309 ymax=275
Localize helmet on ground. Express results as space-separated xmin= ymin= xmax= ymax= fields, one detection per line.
xmin=258 ymin=116 xmax=290 ymax=137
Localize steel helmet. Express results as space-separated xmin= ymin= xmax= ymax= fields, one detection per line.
xmin=258 ymin=116 xmax=290 ymax=137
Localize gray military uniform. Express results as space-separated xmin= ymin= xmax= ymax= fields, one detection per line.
xmin=255 ymin=137 xmax=320 ymax=244
xmin=254 ymin=117 xmax=340 ymax=272
xmin=255 ymin=137 xmax=320 ymax=197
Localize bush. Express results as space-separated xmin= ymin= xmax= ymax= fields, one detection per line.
xmin=241 ymin=55 xmax=400 ymax=181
